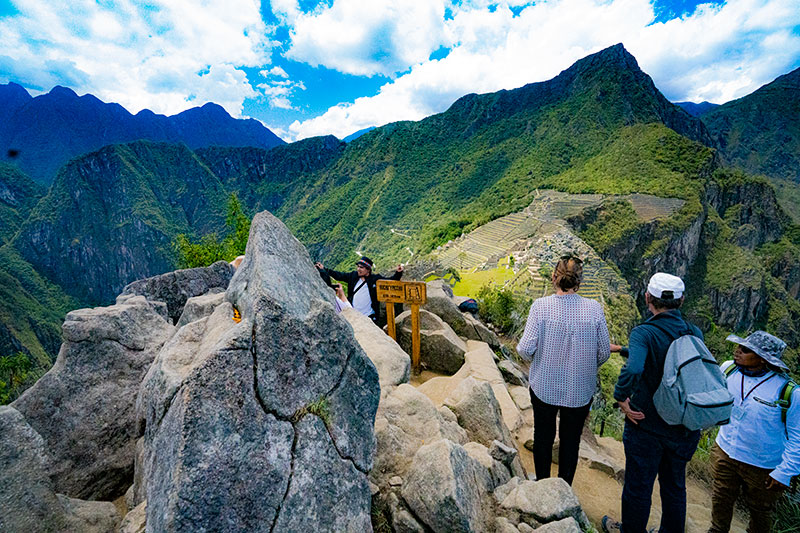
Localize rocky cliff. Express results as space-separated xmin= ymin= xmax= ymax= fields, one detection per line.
xmin=2 ymin=209 xmax=601 ymax=532
xmin=568 ymin=169 xmax=793 ymax=334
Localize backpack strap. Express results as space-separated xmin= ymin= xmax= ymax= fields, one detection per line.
xmin=777 ymin=379 xmax=797 ymax=439
xmin=723 ymin=363 xmax=738 ymax=378
xmin=643 ymin=320 xmax=677 ymax=341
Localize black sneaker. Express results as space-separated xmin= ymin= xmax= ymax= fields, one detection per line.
xmin=601 ymin=515 xmax=622 ymax=532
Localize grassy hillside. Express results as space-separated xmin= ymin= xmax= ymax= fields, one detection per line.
xmin=274 ymin=45 xmax=708 ymax=270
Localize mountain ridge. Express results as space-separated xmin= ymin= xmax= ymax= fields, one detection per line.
xmin=0 ymin=84 xmax=286 ymax=184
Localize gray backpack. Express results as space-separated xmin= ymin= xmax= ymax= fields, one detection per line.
xmin=650 ymin=322 xmax=734 ymax=430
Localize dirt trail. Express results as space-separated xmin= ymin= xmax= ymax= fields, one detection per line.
xmin=513 ymin=430 xmax=747 ymax=533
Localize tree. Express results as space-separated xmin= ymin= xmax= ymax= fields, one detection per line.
xmin=174 ymin=193 xmax=252 ymax=268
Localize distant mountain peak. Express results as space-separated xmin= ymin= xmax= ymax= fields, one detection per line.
xmin=0 ymin=85 xmax=285 ymax=184
xmin=48 ymin=86 xmax=79 ymax=99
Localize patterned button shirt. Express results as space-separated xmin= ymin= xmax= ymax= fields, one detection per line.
xmin=516 ymin=293 xmax=611 ymax=408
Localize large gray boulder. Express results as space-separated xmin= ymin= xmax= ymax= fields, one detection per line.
xmin=137 ymin=211 xmax=379 ymax=532
xmin=0 ymin=406 xmax=119 ymax=533
xmin=175 ymin=291 xmax=225 ymax=328
xmin=341 ymin=307 xmax=410 ymax=392
xmin=121 ymin=260 xmax=234 ymax=323
xmin=372 ymin=384 xmax=467 ymax=487
xmin=396 ymin=308 xmax=467 ymax=374
xmin=497 ymin=477 xmax=588 ymax=528
xmin=400 ymin=439 xmax=494 ymax=533
xmin=422 ymin=280 xmax=472 ymax=336
xmin=462 ymin=312 xmax=501 ymax=348
xmin=12 ymin=296 xmax=173 ymax=500
xmin=444 ymin=377 xmax=515 ymax=448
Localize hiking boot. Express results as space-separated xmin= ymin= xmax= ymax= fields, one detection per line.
xmin=601 ymin=515 xmax=622 ymax=532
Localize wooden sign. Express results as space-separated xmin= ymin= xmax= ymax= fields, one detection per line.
xmin=376 ymin=280 xmax=426 ymax=304
xmin=376 ymin=280 xmax=427 ymax=369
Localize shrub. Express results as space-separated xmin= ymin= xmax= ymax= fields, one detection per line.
xmin=174 ymin=193 xmax=251 ymax=268
xmin=0 ymin=352 xmax=42 ymax=405
xmin=476 ymin=285 xmax=531 ymax=336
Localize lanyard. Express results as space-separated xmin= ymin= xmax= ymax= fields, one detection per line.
xmin=741 ymin=373 xmax=775 ymax=402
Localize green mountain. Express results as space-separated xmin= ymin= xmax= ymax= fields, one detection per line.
xmin=267 ymin=43 xmax=709 ymax=265
xmin=0 ymin=164 xmax=45 ymax=244
xmin=4 ymin=43 xmax=799 ymax=378
xmin=13 ymin=141 xmax=230 ymax=304
xmin=702 ymin=66 xmax=800 ymax=183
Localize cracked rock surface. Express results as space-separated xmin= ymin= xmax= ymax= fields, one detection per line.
xmin=12 ymin=296 xmax=173 ymax=501
xmin=137 ymin=211 xmax=379 ymax=532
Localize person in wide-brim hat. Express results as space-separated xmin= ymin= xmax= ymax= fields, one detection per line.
xmin=707 ymin=329 xmax=799 ymax=533
xmin=725 ymin=330 xmax=788 ymax=370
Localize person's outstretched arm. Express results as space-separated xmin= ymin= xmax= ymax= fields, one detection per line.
xmin=768 ymin=386 xmax=800 ymax=489
xmin=316 ymin=262 xmax=350 ymax=282
xmin=390 ymin=264 xmax=404 ymax=280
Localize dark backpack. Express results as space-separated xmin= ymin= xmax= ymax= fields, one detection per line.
xmin=458 ymin=298 xmax=479 ymax=314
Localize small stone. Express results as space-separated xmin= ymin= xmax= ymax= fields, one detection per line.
xmin=389 ymin=476 xmax=404 ymax=487
xmin=534 ymin=517 xmax=582 ymax=533
xmin=495 ymin=516 xmax=520 ymax=533
xmin=490 ymin=439 xmax=518 ymax=466
xmin=524 ymin=439 xmax=534 ymax=452
xmin=517 ymin=522 xmax=536 ymax=533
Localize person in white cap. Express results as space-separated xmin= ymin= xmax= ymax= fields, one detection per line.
xmin=603 ymin=272 xmax=703 ymax=533
xmin=709 ymin=331 xmax=799 ymax=533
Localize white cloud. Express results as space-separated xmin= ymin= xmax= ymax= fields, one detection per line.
xmin=288 ymin=0 xmax=800 ymax=140
xmin=267 ymin=66 xmax=289 ymax=78
xmin=258 ymin=78 xmax=306 ymax=110
xmin=0 ymin=0 xmax=271 ymax=117
xmin=286 ymin=0 xmax=450 ymax=76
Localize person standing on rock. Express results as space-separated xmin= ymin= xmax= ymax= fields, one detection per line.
xmin=603 ymin=272 xmax=702 ymax=533
xmin=516 ymin=255 xmax=618 ymax=485
xmin=315 ymin=256 xmax=403 ymax=324
xmin=708 ymin=331 xmax=799 ymax=533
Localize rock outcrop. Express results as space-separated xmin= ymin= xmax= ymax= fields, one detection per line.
xmin=396 ymin=308 xmax=467 ymax=373
xmin=341 ymin=307 xmax=410 ymax=394
xmin=12 ymin=296 xmax=173 ymax=500
xmin=121 ymin=260 xmax=234 ymax=324
xmin=401 ymin=440 xmax=495 ymax=533
xmin=136 ymin=211 xmax=379 ymax=532
xmin=0 ymin=406 xmax=119 ymax=533
xmin=423 ymin=280 xmax=500 ymax=348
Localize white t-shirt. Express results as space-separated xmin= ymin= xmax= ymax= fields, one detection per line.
xmin=351 ymin=279 xmax=373 ymax=316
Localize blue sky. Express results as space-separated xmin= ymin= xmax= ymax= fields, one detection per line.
xmin=1 ymin=1 xmax=799 ymax=142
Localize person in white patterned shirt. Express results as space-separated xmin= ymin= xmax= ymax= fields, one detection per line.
xmin=517 ymin=255 xmax=620 ymax=484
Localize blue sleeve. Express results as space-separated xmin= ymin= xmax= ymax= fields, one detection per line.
xmin=614 ymin=326 xmax=648 ymax=402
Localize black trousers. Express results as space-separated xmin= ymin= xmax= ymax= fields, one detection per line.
xmin=530 ymin=389 xmax=592 ymax=485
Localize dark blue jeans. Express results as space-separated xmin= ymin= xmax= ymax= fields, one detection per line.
xmin=621 ymin=422 xmax=700 ymax=533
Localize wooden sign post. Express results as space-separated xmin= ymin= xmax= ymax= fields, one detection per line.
xmin=377 ymin=280 xmax=427 ymax=369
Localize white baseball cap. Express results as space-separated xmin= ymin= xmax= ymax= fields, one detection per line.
xmin=647 ymin=272 xmax=684 ymax=299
